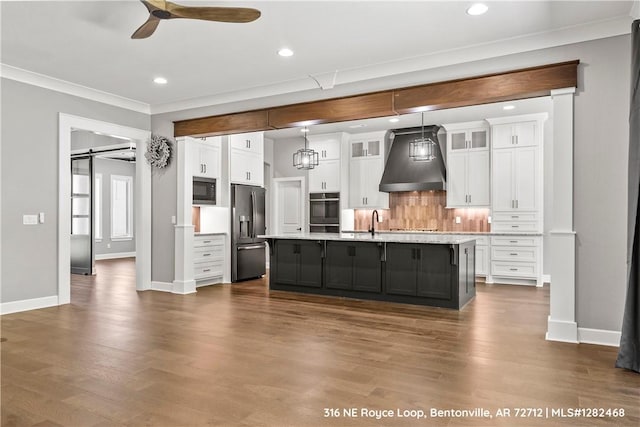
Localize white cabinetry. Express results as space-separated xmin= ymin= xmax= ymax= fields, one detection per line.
xmin=308 ymin=134 xmax=342 ymax=193
xmin=487 ymin=113 xmax=547 ymax=286
xmin=192 ymin=137 xmax=221 ymax=179
xmin=490 ymin=235 xmax=542 ymax=286
xmin=193 ymin=234 xmax=225 ymax=286
xmin=443 ymin=122 xmax=490 ymax=207
xmin=488 ymin=114 xmax=546 ymax=234
xmin=229 ymin=132 xmax=264 ymax=186
xmin=348 ymin=131 xmax=389 ymax=209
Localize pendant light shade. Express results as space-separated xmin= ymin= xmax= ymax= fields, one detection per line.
xmin=409 ymin=112 xmax=437 ymax=162
xmin=293 ymin=127 xmax=319 ymax=169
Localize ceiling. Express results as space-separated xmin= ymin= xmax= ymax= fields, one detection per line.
xmin=0 ymin=1 xmax=635 ymax=115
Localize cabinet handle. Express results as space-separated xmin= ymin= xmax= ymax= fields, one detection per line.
xmin=203 ymin=240 xmax=211 ymax=244
xmin=515 ymin=200 xmax=519 ymax=209
xmin=515 ymin=135 xmax=518 ymax=145
xmin=509 ymin=268 xmax=518 ymax=271
xmin=511 ymin=215 xmax=519 ymax=219
xmin=511 ymin=225 xmax=520 ymax=228
xmin=204 ymin=164 xmax=207 ymax=174
xmin=509 ymin=240 xmax=518 ymax=243
xmin=203 ymin=253 xmax=211 ymax=257
xmin=510 ymin=253 xmax=518 ymax=256
xmin=248 ymin=172 xmax=251 ymax=181
xmin=468 ymin=194 xmax=471 ymax=203
xmin=203 ymin=269 xmax=211 ymax=272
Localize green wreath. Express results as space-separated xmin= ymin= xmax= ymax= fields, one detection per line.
xmin=145 ymin=134 xmax=172 ymax=168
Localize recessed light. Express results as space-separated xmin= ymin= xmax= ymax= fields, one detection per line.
xmin=278 ymin=48 xmax=294 ymax=57
xmin=153 ymin=77 xmax=168 ymax=85
xmin=503 ymin=105 xmax=516 ymax=110
xmin=466 ymin=3 xmax=488 ymax=16
xmin=389 ymin=118 xmax=400 ymax=123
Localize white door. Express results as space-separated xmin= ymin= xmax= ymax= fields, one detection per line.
xmin=275 ymin=178 xmax=304 ymax=234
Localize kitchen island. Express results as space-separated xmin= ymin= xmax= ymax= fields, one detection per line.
xmin=261 ymin=233 xmax=476 ymax=309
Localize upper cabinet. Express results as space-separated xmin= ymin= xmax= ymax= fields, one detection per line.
xmin=192 ymin=137 xmax=221 ymax=179
xmin=229 ymin=131 xmax=264 ymax=186
xmin=307 ymin=133 xmax=344 ymax=193
xmin=348 ymin=131 xmax=389 ymax=209
xmin=442 ymin=121 xmax=490 ymax=208
xmin=487 ymin=114 xmax=547 ymax=233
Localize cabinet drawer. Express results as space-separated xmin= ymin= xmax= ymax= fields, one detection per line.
xmin=194 ymin=247 xmax=224 ymax=263
xmin=490 ymin=222 xmax=540 ymax=232
xmin=492 ymin=212 xmax=539 ymax=222
xmin=491 ymin=261 xmax=537 ymax=278
xmin=194 ymin=235 xmax=224 ymax=248
xmin=491 ymin=247 xmax=537 ymax=262
xmin=491 ymin=236 xmax=539 ymax=246
xmin=194 ymin=260 xmax=223 ymax=279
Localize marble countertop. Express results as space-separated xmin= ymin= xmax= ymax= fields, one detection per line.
xmin=260 ymin=232 xmax=475 ymax=245
xmin=194 ymin=232 xmax=227 ymax=236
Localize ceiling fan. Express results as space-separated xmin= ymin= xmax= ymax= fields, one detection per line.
xmin=131 ymin=0 xmax=261 ymax=39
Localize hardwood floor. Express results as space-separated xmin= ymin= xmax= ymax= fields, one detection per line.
xmin=2 ymin=258 xmax=638 ymax=426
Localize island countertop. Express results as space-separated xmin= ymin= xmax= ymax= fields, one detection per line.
xmin=259 ymin=232 xmax=475 ymax=245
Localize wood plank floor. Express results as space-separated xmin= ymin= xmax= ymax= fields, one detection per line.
xmin=1 ymin=258 xmax=638 ymax=427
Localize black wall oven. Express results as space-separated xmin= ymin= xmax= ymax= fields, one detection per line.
xmin=309 ymin=192 xmax=340 ymax=233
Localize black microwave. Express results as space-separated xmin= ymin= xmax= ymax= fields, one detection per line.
xmin=193 ymin=177 xmax=217 ymax=205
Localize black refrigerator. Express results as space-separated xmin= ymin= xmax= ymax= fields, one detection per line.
xmin=231 ymin=184 xmax=266 ymax=282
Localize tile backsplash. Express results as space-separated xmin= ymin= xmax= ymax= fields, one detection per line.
xmin=354 ymin=191 xmax=490 ymax=232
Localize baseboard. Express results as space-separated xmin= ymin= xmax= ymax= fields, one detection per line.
xmin=1 ymin=295 xmax=59 ymax=315
xmin=543 ymin=274 xmax=551 ymax=284
xmin=546 ymin=316 xmax=579 ymax=343
xmin=95 ymin=252 xmax=136 ymax=260
xmin=578 ymin=328 xmax=621 ymax=347
xmin=172 ymin=279 xmax=197 ymax=295
xmin=150 ymin=281 xmax=174 ymax=293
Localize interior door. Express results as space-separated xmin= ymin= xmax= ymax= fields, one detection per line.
xmin=276 ymin=179 xmax=304 ymax=234
xmin=70 ymin=157 xmax=93 ymax=275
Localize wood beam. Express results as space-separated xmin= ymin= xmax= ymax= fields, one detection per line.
xmin=172 ymin=61 xmax=579 ymax=137
xmin=393 ymin=60 xmax=579 ymax=113
xmin=174 ymin=110 xmax=271 ymax=137
xmin=267 ymin=92 xmax=395 ymax=129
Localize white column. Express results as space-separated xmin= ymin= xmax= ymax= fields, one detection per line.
xmin=547 ymin=87 xmax=578 ymax=343
xmin=135 ymin=136 xmax=152 ymax=291
xmin=173 ymin=137 xmax=196 ymax=294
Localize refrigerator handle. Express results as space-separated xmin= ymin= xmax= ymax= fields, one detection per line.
xmin=250 ymin=191 xmax=256 ymax=238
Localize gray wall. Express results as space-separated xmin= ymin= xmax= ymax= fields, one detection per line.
xmin=151 ymin=34 xmax=630 ymax=333
xmin=1 ymin=78 xmax=149 ymax=303
xmin=93 ymin=158 xmax=136 ymax=255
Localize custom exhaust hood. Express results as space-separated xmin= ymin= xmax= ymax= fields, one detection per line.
xmin=379 ymin=125 xmax=447 ymax=192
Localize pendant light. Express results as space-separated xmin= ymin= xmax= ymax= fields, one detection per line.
xmin=292 ymin=127 xmax=319 ymax=169
xmin=409 ymin=112 xmax=436 ymax=162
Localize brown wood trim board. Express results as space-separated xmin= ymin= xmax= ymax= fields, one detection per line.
xmin=173 ymin=60 xmax=578 ymax=137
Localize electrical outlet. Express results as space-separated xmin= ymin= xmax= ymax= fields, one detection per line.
xmin=455 ymin=216 xmax=461 ymax=224
xmin=171 ymin=215 xmax=176 ymax=224
xmin=39 ymin=212 xmax=45 ymax=223
xmin=107 ymin=243 xmax=111 ymax=249
xmin=23 ymin=214 xmax=38 ymax=225
xmin=487 ymin=216 xmax=492 ymax=224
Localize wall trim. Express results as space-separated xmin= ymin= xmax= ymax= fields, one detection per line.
xmin=546 ymin=316 xmax=579 ymax=343
xmin=151 ymin=281 xmax=174 ymax=293
xmin=542 ymin=274 xmax=551 ymax=284
xmin=1 ymin=64 xmax=150 ymax=114
xmin=578 ymin=328 xmax=621 ymax=347
xmin=95 ymin=251 xmax=136 ymax=260
xmin=1 ymin=295 xmax=59 ymax=315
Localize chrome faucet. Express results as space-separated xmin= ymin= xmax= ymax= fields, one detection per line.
xmin=369 ymin=209 xmax=379 ymax=237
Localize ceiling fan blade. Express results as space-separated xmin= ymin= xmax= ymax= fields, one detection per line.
xmin=167 ymin=5 xmax=261 ymax=23
xmin=140 ymin=0 xmax=167 ymax=13
xmin=131 ymin=15 xmax=161 ymax=39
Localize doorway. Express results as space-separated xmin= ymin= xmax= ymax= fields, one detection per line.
xmin=273 ymin=177 xmax=305 ymax=235
xmin=58 ymin=114 xmax=151 ymax=305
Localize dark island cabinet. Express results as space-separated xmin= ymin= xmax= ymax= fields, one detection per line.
xmin=325 ymin=242 xmax=382 ymax=292
xmin=271 ymin=240 xmax=323 ymax=288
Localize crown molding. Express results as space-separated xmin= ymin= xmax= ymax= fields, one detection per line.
xmin=0 ymin=64 xmax=150 ymax=114
xmin=631 ymin=1 xmax=640 ymax=19
xmin=151 ymin=14 xmax=632 ymax=116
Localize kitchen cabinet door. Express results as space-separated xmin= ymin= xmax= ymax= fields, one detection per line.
xmin=349 ymin=157 xmax=388 ymax=209
xmin=491 ymin=123 xmax=516 ymax=149
xmin=491 ymin=149 xmax=515 ymax=211
xmin=309 ymin=159 xmax=340 ymax=192
xmin=325 ymin=242 xmax=353 ymax=290
xmin=192 ymin=142 xmax=220 ymax=179
xmin=229 ymin=132 xmax=264 ymax=154
xmin=273 ymin=240 xmax=299 ymax=285
xmin=298 ymin=241 xmax=323 ymax=288
xmin=446 ymin=153 xmax=467 ymax=207
xmin=512 ymin=121 xmax=538 ymax=147
xmin=309 ymin=138 xmax=341 ymax=160
xmin=230 ymin=149 xmax=263 ymax=186
xmin=475 ymin=245 xmax=488 ymax=276
xmin=466 ymin=150 xmax=490 ymax=206
xmin=513 ymin=147 xmax=538 ymax=211
xmin=385 ymin=244 xmax=417 ymax=296
xmin=352 ymin=243 xmax=382 ymax=293
xmin=416 ymin=245 xmax=453 ymax=300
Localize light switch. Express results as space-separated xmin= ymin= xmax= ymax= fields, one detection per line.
xmin=171 ymin=215 xmax=176 ymax=224
xmin=455 ymin=216 xmax=461 ymax=224
xmin=23 ymin=214 xmax=38 ymax=225
xmin=487 ymin=216 xmax=492 ymax=224
xmin=39 ymin=212 xmax=45 ymax=223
